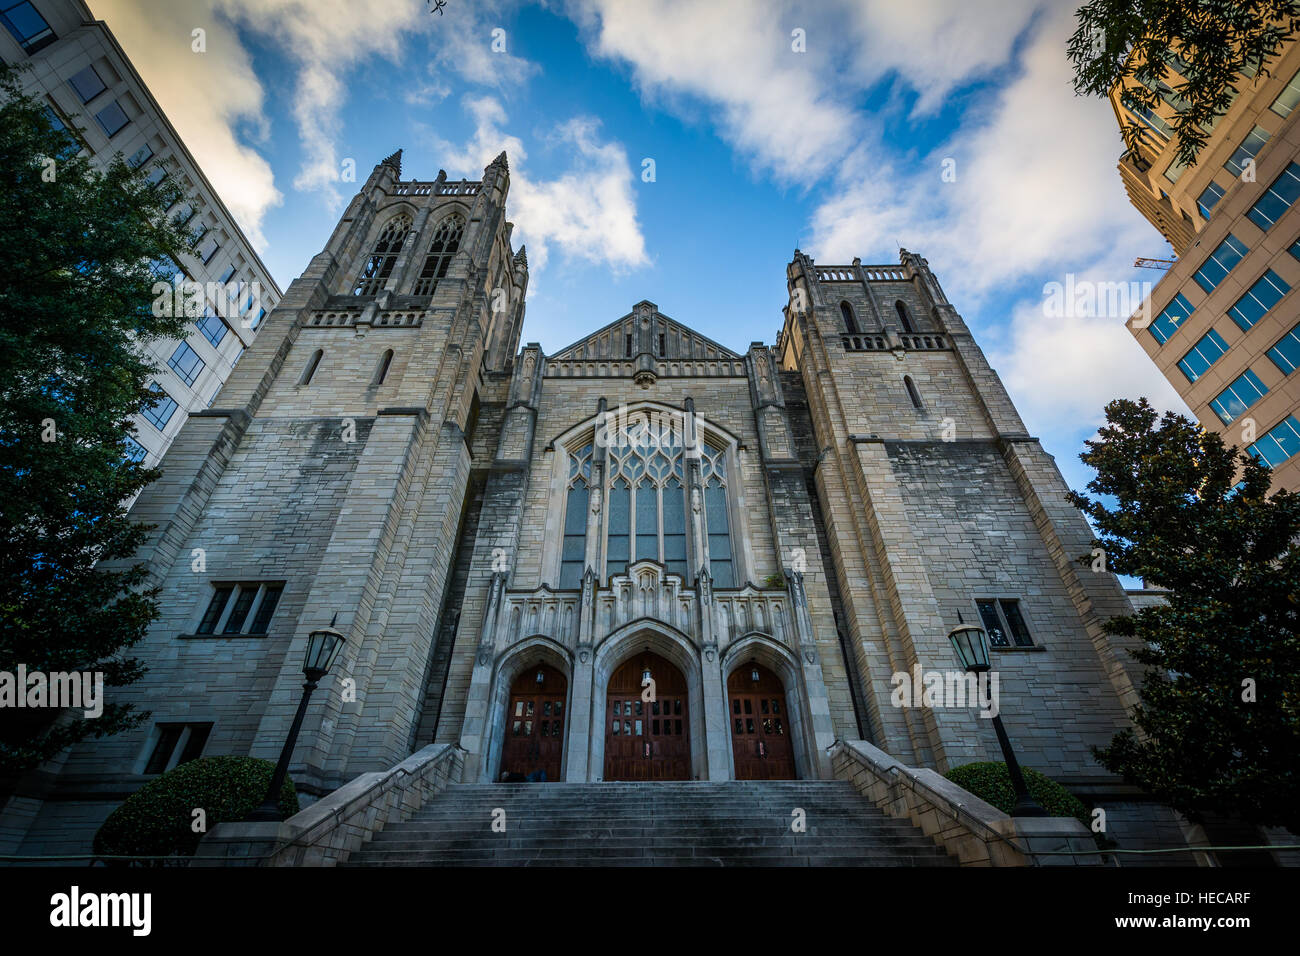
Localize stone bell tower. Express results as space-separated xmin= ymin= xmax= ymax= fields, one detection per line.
xmin=29 ymin=150 xmax=530 ymax=812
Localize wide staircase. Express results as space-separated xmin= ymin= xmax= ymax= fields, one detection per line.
xmin=344 ymin=780 xmax=957 ymax=866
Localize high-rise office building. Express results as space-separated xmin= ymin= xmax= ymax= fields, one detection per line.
xmin=1 ymin=0 xmax=281 ymax=468
xmin=1113 ymin=37 xmax=1300 ymax=491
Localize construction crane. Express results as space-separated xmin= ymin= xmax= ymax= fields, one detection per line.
xmin=1134 ymin=257 xmax=1176 ymax=270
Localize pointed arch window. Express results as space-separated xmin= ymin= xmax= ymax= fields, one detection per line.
xmin=300 ymin=349 xmax=323 ymax=386
xmin=413 ymin=214 xmax=464 ymax=296
xmin=374 ymin=349 xmax=394 ymax=385
xmin=895 ymin=300 xmax=914 ymax=333
xmin=904 ymin=375 xmax=923 ymax=409
xmin=352 ymin=214 xmax=411 ymax=296
xmin=559 ymin=443 xmax=593 ymax=589
xmin=840 ymin=300 xmax=858 ymax=334
xmin=700 ymin=445 xmax=732 ymax=587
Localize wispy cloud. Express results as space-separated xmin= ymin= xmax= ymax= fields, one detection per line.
xmin=92 ymin=0 xmax=281 ymax=249
xmin=426 ymin=96 xmax=648 ymax=273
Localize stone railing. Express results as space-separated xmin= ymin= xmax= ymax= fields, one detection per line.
xmin=192 ymin=743 xmax=465 ymax=867
xmin=816 ymin=265 xmax=910 ymax=282
xmin=841 ymin=333 xmax=946 ymax=352
xmin=306 ymin=309 xmax=424 ymax=328
xmin=830 ymin=740 xmax=1102 ymax=866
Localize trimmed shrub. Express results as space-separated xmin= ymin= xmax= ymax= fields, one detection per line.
xmin=945 ymin=761 xmax=1090 ymax=827
xmin=93 ymin=755 xmax=298 ymax=864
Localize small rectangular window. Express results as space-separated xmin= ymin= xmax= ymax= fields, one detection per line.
xmin=1224 ymin=126 xmax=1271 ymax=178
xmin=1248 ymin=415 xmax=1300 ymax=467
xmin=976 ymin=599 xmax=1034 ymax=648
xmin=196 ymin=586 xmax=233 ymax=634
xmin=1193 ymin=234 xmax=1249 ymax=294
xmin=141 ymin=385 xmax=178 ymax=431
xmin=1228 ymin=269 xmax=1291 ymax=331
xmin=1163 ymin=154 xmax=1187 ymax=184
xmin=1 ymin=2 xmax=56 ymax=53
xmin=195 ymin=582 xmax=284 ymax=636
xmin=1246 ymin=162 xmax=1300 ymax=231
xmin=68 ymin=65 xmax=107 ymax=104
xmin=144 ymin=722 xmax=213 ymax=774
xmin=168 ymin=341 xmax=205 ymax=387
xmin=1177 ymin=329 xmax=1229 ymax=383
xmin=1267 ymin=323 xmax=1300 ymax=376
xmin=127 ymin=144 xmax=153 ymax=169
xmin=94 ymin=100 xmax=130 ymax=138
xmin=1210 ymin=369 xmax=1269 ymax=425
xmin=221 ymin=587 xmax=257 ymax=634
xmin=122 ymin=435 xmax=147 ymax=464
xmin=1270 ymin=68 xmax=1300 ymax=118
xmin=195 ymin=234 xmax=220 ymax=264
xmin=1148 ymin=292 xmax=1195 ymax=345
xmin=1196 ymin=181 xmax=1225 ymax=221
xmin=144 ymin=725 xmax=184 ymax=774
xmin=196 ymin=310 xmax=228 ymax=348
xmin=999 ymin=600 xmax=1034 ymax=648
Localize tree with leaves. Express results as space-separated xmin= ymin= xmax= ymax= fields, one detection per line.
xmin=0 ymin=62 xmax=193 ymax=780
xmin=1068 ymin=398 xmax=1300 ymax=833
xmin=1069 ymin=0 xmax=1300 ymax=168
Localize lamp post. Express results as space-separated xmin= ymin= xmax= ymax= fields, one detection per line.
xmin=947 ymin=623 xmax=1047 ymax=818
xmin=247 ymin=620 xmax=346 ymax=822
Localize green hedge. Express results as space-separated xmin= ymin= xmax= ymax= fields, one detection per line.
xmin=94 ymin=755 xmax=298 ymax=864
xmin=945 ymin=761 xmax=1090 ymax=827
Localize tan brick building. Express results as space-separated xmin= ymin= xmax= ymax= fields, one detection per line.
xmin=2 ymin=150 xmax=1185 ymax=860
xmin=1112 ymin=38 xmax=1300 ymax=491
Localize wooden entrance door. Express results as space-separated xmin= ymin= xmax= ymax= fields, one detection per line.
xmin=729 ymin=663 xmax=796 ymax=780
xmin=499 ymin=664 xmax=567 ymax=781
xmin=604 ymin=652 xmax=690 ymax=781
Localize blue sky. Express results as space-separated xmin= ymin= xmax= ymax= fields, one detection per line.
xmin=93 ymin=0 xmax=1189 ymax=501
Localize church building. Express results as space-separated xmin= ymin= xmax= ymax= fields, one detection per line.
xmin=1 ymin=151 xmax=1170 ymax=860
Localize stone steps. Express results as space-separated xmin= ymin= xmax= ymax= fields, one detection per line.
xmin=344 ymin=780 xmax=957 ymax=867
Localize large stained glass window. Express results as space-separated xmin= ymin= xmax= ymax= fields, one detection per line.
xmin=560 ymin=421 xmax=732 ymax=587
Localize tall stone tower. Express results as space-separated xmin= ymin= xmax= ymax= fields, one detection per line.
xmin=776 ymin=252 xmax=1144 ymax=777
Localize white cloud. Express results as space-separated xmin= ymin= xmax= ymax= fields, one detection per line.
xmin=100 ymin=0 xmax=538 ymax=216
xmin=427 ymin=96 xmax=648 ymax=273
xmin=570 ymin=0 xmax=858 ymax=181
xmin=991 ymin=275 xmax=1190 ymax=439
xmin=91 ymin=0 xmax=281 ymax=249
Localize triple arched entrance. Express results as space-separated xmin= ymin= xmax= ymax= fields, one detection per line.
xmin=478 ymin=630 xmax=824 ymax=783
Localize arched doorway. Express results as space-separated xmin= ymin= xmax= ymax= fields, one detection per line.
xmin=499 ymin=663 xmax=567 ymax=781
xmin=728 ymin=662 xmax=797 ymax=780
xmin=604 ymin=651 xmax=689 ymax=780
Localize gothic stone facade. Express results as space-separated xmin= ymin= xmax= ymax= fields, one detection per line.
xmin=2 ymin=152 xmax=1160 ymax=856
